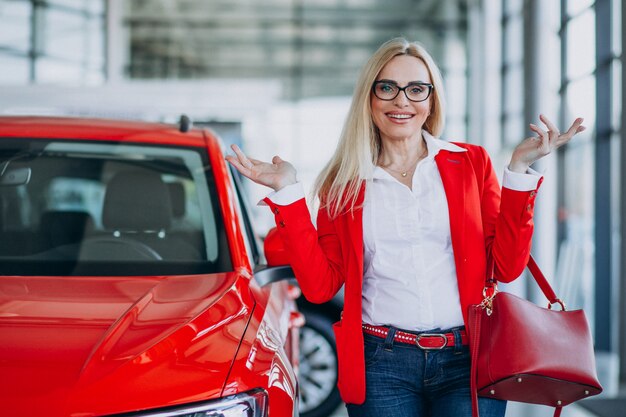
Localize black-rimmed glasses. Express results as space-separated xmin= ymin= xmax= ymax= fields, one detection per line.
xmin=372 ymin=80 xmax=433 ymax=102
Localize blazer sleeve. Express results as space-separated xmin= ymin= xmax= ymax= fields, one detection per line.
xmin=263 ymin=197 xmax=345 ymax=303
xmin=476 ymin=146 xmax=543 ymax=282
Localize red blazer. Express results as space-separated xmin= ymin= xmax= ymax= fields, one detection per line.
xmin=264 ymin=143 xmax=542 ymax=404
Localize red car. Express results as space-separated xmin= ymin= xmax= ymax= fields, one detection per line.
xmin=0 ymin=116 xmax=303 ymax=417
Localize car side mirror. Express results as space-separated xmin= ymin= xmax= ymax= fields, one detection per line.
xmin=264 ymin=226 xmax=290 ymax=266
xmin=254 ymin=228 xmax=295 ymax=286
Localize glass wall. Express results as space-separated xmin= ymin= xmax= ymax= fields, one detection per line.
xmin=486 ymin=2 xmax=623 ymax=373
xmin=501 ymin=0 xmax=525 ymax=147
xmin=557 ymin=1 xmax=597 ymax=313
xmin=0 ymin=0 xmax=106 ymax=85
xmin=122 ymin=0 xmax=469 ymax=109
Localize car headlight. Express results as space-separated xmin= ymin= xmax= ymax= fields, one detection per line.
xmin=117 ymin=389 xmax=268 ymax=417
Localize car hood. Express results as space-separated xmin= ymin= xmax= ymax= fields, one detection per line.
xmin=0 ymin=272 xmax=253 ymax=416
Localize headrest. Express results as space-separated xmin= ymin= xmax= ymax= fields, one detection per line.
xmin=40 ymin=211 xmax=94 ymax=246
xmin=103 ymin=171 xmax=172 ymax=231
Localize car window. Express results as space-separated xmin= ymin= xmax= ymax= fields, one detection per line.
xmin=0 ymin=138 xmax=231 ymax=276
xmin=229 ymin=166 xmax=262 ymax=267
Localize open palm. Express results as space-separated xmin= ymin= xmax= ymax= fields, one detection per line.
xmin=225 ymin=144 xmax=297 ymax=191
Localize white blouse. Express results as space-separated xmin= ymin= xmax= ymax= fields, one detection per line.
xmin=264 ymin=131 xmax=541 ymax=331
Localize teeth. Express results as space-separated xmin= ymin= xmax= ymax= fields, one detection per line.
xmin=388 ymin=114 xmax=413 ymax=119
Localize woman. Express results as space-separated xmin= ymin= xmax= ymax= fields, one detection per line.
xmin=226 ymin=38 xmax=585 ymax=417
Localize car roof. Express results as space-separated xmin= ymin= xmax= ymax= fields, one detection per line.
xmin=0 ymin=116 xmax=214 ymax=147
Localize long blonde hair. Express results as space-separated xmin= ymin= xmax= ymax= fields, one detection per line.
xmin=312 ymin=37 xmax=447 ymax=219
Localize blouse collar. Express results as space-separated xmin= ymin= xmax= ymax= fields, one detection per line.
xmin=372 ymin=130 xmax=467 ymax=180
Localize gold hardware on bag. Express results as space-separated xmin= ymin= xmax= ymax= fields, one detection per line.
xmin=480 ymin=284 xmax=499 ymax=316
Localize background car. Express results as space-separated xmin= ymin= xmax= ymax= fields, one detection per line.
xmin=0 ymin=116 xmax=302 ymax=417
xmin=295 ymin=292 xmax=343 ymax=417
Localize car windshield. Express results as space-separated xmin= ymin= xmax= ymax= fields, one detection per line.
xmin=0 ymin=138 xmax=231 ymax=276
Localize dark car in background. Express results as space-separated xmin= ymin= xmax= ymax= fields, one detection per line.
xmin=295 ymin=292 xmax=343 ymax=417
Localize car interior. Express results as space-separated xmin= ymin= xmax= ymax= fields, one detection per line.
xmin=0 ymin=139 xmax=232 ymax=275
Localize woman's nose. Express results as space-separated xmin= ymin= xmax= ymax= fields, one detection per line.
xmin=392 ymin=90 xmax=410 ymax=106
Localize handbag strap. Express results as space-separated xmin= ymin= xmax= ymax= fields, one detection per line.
xmin=526 ymin=255 xmax=559 ymax=305
xmin=486 ymin=254 xmax=561 ymax=306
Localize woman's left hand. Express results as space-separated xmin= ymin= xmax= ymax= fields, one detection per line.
xmin=509 ymin=114 xmax=586 ymax=173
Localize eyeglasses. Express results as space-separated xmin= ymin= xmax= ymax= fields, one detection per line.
xmin=372 ymin=80 xmax=433 ymax=102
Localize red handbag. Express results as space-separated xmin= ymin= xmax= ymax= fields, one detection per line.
xmin=468 ymin=255 xmax=603 ymax=417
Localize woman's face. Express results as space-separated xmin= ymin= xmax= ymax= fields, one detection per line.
xmin=370 ymin=55 xmax=432 ymax=142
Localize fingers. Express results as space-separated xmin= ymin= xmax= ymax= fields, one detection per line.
xmin=539 ymin=114 xmax=559 ymax=143
xmin=231 ymin=144 xmax=254 ymax=169
xmin=529 ymin=123 xmax=548 ymax=146
xmin=532 ymin=115 xmax=586 ymax=150
xmin=225 ymin=155 xmax=251 ymax=177
xmin=554 ymin=117 xmax=585 ymax=147
xmin=226 ymin=153 xmax=252 ymax=172
xmin=564 ymin=117 xmax=585 ymax=137
xmin=226 ymin=144 xmax=257 ymax=178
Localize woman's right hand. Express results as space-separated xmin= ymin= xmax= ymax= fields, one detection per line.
xmin=225 ymin=144 xmax=298 ymax=191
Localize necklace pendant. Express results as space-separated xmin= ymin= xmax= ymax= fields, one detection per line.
xmin=401 ymin=172 xmax=407 ymax=177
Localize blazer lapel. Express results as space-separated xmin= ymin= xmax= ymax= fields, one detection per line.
xmin=334 ymin=182 xmax=365 ymax=289
xmin=435 ymin=151 xmax=467 ymax=273
xmin=331 ymin=182 xmax=365 ymax=325
xmin=345 ymin=183 xmax=365 ymax=262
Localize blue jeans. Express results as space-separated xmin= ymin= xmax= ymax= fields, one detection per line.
xmin=346 ymin=326 xmax=506 ymax=417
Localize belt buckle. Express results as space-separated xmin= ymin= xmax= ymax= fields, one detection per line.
xmin=416 ymin=333 xmax=447 ymax=350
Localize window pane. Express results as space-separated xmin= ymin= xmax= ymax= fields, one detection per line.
xmin=503 ymin=65 xmax=523 ymax=114
xmin=503 ymin=0 xmax=523 ymax=15
xmin=566 ymin=9 xmax=596 ymax=80
xmin=504 ymin=14 xmax=523 ymax=64
xmin=503 ymin=115 xmax=524 ymax=146
xmin=567 ymin=0 xmax=595 ymax=17
xmin=613 ymin=0 xmax=621 ymax=56
xmin=0 ymin=54 xmax=30 ymax=84
xmin=35 ymin=58 xmax=83 ymax=83
xmin=48 ymin=0 xmax=90 ymax=9
xmin=86 ymin=18 xmax=104 ymax=68
xmin=41 ymin=9 xmax=86 ymax=62
xmin=0 ymin=1 xmax=31 ymax=53
xmin=565 ymin=76 xmax=596 ymax=137
xmin=560 ymin=140 xmax=595 ymax=313
xmin=30 ymin=0 xmax=106 ymax=85
xmin=446 ymin=73 xmax=466 ymax=114
xmin=48 ymin=0 xmax=104 ymax=13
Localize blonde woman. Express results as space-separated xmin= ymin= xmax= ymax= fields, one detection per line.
xmin=227 ymin=38 xmax=585 ymax=417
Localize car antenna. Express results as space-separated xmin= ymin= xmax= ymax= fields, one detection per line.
xmin=179 ymin=114 xmax=192 ymax=133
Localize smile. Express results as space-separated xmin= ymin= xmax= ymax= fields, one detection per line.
xmin=386 ymin=113 xmax=414 ymax=120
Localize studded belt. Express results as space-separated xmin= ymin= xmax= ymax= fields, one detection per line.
xmin=362 ymin=323 xmax=468 ymax=350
